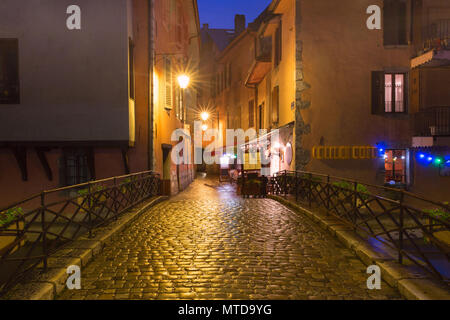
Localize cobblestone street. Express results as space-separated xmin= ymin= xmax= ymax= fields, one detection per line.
xmin=58 ymin=175 xmax=402 ymax=300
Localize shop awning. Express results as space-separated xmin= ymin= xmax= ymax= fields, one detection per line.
xmin=239 ymin=122 xmax=295 ymax=150
xmin=411 ymin=50 xmax=450 ymax=68
xmin=412 ymin=136 xmax=450 ymax=148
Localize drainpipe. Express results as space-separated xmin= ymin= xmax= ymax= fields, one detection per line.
xmin=252 ymin=34 xmax=258 ymax=131
xmin=148 ymin=0 xmax=154 ymax=171
xmin=410 ymin=0 xmax=414 ymax=44
xmin=255 ymin=87 xmax=258 ymax=130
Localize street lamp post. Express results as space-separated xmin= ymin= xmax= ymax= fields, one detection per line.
xmin=200 ymin=111 xmax=209 ymax=132
xmin=177 ymin=75 xmax=190 ymax=123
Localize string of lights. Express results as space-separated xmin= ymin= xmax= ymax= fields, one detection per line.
xmin=377 ymin=145 xmax=450 ymax=167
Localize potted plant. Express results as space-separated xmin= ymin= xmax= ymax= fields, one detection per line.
xmin=0 ymin=207 xmax=25 ymax=254
xmin=237 ymin=177 xmax=243 ymax=195
xmin=332 ymin=181 xmax=353 ymax=204
xmin=120 ymin=178 xmax=132 ymax=195
xmin=423 ymin=203 xmax=450 ymax=246
xmin=332 ymin=181 xmax=370 ymax=207
xmin=243 ymin=179 xmax=262 ymax=197
xmin=76 ymin=185 xmax=107 ymax=213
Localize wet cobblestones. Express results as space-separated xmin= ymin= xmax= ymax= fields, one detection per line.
xmin=58 ymin=177 xmax=402 ymax=300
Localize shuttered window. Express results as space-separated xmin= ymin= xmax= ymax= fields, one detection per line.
xmin=175 ymin=86 xmax=181 ymax=119
xmin=383 ymin=0 xmax=407 ymax=46
xmin=60 ymin=149 xmax=93 ymax=187
xmin=371 ymin=71 xmax=407 ymax=114
xmin=164 ymin=57 xmax=173 ymax=109
xmin=259 ymin=102 xmax=265 ymax=131
xmin=272 ymin=86 xmax=280 ymax=124
xmin=227 ymin=63 xmax=232 ymax=88
xmin=249 ymin=99 xmax=255 ymax=128
xmin=274 ymin=23 xmax=282 ymax=67
xmin=0 ymin=39 xmax=20 ymax=104
xmin=128 ymin=39 xmax=135 ymax=100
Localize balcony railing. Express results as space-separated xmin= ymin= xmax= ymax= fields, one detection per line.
xmin=414 ymin=106 xmax=450 ymax=137
xmin=423 ymin=19 xmax=450 ymax=51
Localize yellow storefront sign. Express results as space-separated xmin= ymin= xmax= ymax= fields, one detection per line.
xmin=312 ymin=146 xmax=377 ymax=160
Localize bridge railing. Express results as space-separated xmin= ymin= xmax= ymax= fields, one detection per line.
xmin=0 ymin=171 xmax=161 ymax=294
xmin=272 ymin=170 xmax=450 ymax=282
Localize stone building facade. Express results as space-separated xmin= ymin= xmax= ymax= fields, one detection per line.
xmin=0 ymin=0 xmax=200 ymax=207
xmin=200 ymin=0 xmax=450 ymax=202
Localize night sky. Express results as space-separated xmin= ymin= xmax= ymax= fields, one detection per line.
xmin=197 ymin=0 xmax=272 ymax=29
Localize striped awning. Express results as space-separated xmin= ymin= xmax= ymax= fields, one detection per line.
xmin=412 ymin=136 xmax=450 ymax=148
xmin=411 ymin=50 xmax=450 ymax=68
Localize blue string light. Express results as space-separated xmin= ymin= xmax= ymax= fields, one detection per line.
xmin=376 ymin=146 xmax=448 ymax=168
xmin=415 ymin=151 xmax=450 ymax=167
xmin=376 ymin=143 xmax=386 ymax=157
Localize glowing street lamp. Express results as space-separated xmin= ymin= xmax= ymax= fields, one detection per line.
xmin=177 ymin=74 xmax=190 ymax=122
xmin=200 ymin=112 xmax=210 ymax=121
xmin=177 ymin=75 xmax=190 ymax=89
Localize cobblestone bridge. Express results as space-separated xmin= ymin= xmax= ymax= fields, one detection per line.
xmin=59 ymin=175 xmax=401 ymax=300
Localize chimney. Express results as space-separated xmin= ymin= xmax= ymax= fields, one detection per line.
xmin=203 ymin=23 xmax=209 ymax=30
xmin=234 ymin=14 xmax=246 ymax=35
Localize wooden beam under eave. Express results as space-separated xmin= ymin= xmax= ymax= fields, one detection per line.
xmin=122 ymin=149 xmax=130 ymax=175
xmin=87 ymin=148 xmax=96 ymax=181
xmin=11 ymin=147 xmax=28 ymax=181
xmin=35 ymin=148 xmax=53 ymax=181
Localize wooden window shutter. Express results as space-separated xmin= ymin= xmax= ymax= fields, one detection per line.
xmin=397 ymin=1 xmax=407 ymax=45
xmin=249 ymin=100 xmax=255 ymax=128
xmin=259 ymin=102 xmax=265 ymax=130
xmin=383 ymin=0 xmax=407 ymax=46
xmin=279 ymin=23 xmax=282 ymax=62
xmin=409 ymin=69 xmax=419 ymax=114
xmin=228 ymin=63 xmax=232 ymax=87
xmin=164 ymin=57 xmax=172 ymax=109
xmin=371 ymin=71 xmax=385 ymax=115
xmin=272 ymin=86 xmax=280 ymax=123
xmin=402 ymin=72 xmax=408 ymax=113
xmin=128 ymin=38 xmax=135 ymax=100
xmin=275 ymin=23 xmax=282 ymax=66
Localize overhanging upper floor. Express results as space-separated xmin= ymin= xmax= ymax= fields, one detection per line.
xmin=0 ymin=0 xmax=135 ymax=145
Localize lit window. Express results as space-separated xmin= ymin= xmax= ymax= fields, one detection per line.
xmin=164 ymin=57 xmax=173 ymax=109
xmin=384 ymin=73 xmax=405 ymax=113
xmin=384 ymin=149 xmax=407 ymax=185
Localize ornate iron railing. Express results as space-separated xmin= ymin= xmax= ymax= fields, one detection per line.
xmin=272 ymin=170 xmax=450 ymax=282
xmin=0 ymin=171 xmax=160 ymax=294
xmin=423 ymin=19 xmax=450 ymax=51
xmin=414 ymin=106 xmax=450 ymax=137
